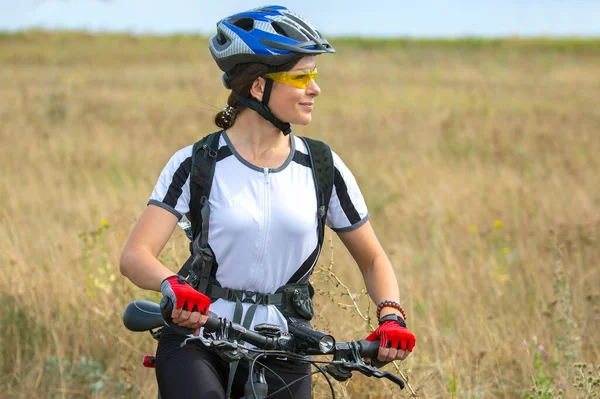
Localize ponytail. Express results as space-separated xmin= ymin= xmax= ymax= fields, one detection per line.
xmin=214 ymin=92 xmax=241 ymax=130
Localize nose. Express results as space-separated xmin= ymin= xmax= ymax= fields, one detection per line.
xmin=306 ymin=78 xmax=320 ymax=97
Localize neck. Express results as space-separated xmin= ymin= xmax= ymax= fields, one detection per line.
xmin=226 ymin=108 xmax=290 ymax=158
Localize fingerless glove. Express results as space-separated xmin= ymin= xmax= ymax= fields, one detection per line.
xmin=366 ymin=320 xmax=416 ymax=351
xmin=160 ymin=275 xmax=211 ymax=314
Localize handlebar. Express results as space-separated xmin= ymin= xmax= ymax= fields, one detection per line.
xmin=160 ymin=297 xmax=378 ymax=356
xmin=157 ymin=297 xmax=405 ymax=389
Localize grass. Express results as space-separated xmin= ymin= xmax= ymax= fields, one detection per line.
xmin=0 ymin=31 xmax=599 ymax=398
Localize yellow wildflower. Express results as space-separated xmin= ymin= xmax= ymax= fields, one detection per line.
xmin=494 ymin=220 xmax=503 ymax=228
xmin=503 ymin=247 xmax=510 ymax=254
xmin=100 ymin=219 xmax=110 ymax=228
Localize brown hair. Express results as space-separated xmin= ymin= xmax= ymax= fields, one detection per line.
xmin=214 ymin=55 xmax=304 ymax=130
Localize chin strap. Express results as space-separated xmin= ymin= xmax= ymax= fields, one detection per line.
xmin=232 ymin=78 xmax=292 ymax=135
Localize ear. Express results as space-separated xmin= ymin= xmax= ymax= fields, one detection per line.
xmin=249 ymin=77 xmax=266 ymax=102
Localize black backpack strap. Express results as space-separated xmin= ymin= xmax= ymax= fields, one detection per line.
xmin=176 ymin=131 xmax=221 ymax=279
xmin=301 ymin=136 xmax=334 ymax=246
xmin=289 ymin=137 xmax=334 ymax=284
xmin=177 ymin=256 xmax=194 ymax=279
xmin=190 ymin=132 xmax=221 ymax=240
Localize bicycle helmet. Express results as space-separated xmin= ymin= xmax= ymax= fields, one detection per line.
xmin=209 ymin=5 xmax=336 ymax=134
xmin=209 ymin=5 xmax=335 ymax=73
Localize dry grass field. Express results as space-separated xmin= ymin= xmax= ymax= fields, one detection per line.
xmin=1 ymin=32 xmax=599 ymax=398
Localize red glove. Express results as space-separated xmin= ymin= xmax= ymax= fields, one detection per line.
xmin=160 ymin=275 xmax=211 ymax=314
xmin=366 ymin=319 xmax=416 ymax=352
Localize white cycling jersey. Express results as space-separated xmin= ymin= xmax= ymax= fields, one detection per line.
xmin=149 ymin=131 xmax=369 ymax=331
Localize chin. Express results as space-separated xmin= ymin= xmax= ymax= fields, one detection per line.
xmin=291 ymin=115 xmax=312 ymax=126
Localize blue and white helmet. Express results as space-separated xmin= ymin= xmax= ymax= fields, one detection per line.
xmin=209 ymin=5 xmax=335 ymax=73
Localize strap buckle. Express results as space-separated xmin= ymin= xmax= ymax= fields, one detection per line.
xmin=318 ymin=205 xmax=325 ymax=218
xmin=241 ymin=290 xmax=257 ymax=304
xmin=201 ymin=141 xmax=218 ymax=159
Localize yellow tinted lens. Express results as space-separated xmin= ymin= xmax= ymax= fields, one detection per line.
xmin=265 ymin=68 xmax=317 ymax=89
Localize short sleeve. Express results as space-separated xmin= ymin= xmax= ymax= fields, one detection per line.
xmin=326 ymin=151 xmax=370 ymax=232
xmin=147 ymin=145 xmax=193 ymax=221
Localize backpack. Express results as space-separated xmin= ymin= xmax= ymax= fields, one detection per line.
xmin=176 ymin=130 xmax=334 ymax=321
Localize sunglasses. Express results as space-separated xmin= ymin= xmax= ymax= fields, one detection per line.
xmin=264 ymin=68 xmax=318 ymax=89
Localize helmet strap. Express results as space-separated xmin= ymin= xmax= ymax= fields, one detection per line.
xmin=232 ymin=85 xmax=292 ymax=135
xmin=262 ymin=78 xmax=273 ymax=107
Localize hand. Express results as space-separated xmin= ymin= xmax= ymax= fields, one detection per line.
xmin=160 ymin=275 xmax=211 ymax=336
xmin=365 ymin=320 xmax=416 ymax=363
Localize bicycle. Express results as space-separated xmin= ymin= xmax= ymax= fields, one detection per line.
xmin=123 ymin=299 xmax=405 ymax=398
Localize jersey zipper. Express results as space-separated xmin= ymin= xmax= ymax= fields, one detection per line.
xmin=253 ymin=168 xmax=271 ymax=285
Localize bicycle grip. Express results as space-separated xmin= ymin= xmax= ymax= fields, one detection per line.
xmin=159 ymin=296 xmax=195 ymax=335
xmin=357 ymin=339 xmax=379 ymax=358
xmin=357 ymin=339 xmax=389 ymax=368
xmin=203 ymin=311 xmax=220 ymax=333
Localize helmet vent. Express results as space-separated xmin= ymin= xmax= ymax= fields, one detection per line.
xmin=215 ymin=32 xmax=228 ymax=46
xmin=271 ymin=22 xmax=288 ymax=37
xmin=231 ymin=18 xmax=254 ymax=32
xmin=271 ymin=21 xmax=306 ymax=42
xmin=284 ymin=13 xmax=317 ymax=37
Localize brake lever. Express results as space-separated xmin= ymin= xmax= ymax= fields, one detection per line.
xmin=181 ymin=335 xmax=210 ymax=347
xmin=342 ymin=362 xmax=405 ymax=389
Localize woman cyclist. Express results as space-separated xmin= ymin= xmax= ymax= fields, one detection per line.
xmin=120 ymin=5 xmax=416 ymax=399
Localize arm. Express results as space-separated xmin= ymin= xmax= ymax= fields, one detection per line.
xmin=337 ymin=220 xmax=414 ymax=361
xmin=120 ymin=204 xmax=209 ymax=335
xmin=119 ymin=204 xmax=180 ymax=291
xmin=337 ymin=221 xmax=403 ymax=319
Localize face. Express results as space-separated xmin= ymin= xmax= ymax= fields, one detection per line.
xmin=252 ymin=56 xmax=321 ymax=126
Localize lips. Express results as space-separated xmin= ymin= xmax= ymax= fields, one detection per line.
xmin=300 ymin=102 xmax=314 ymax=110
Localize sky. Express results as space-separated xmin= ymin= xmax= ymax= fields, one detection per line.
xmin=2 ymin=0 xmax=600 ymax=38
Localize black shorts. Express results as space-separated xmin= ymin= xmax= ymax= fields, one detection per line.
xmin=155 ymin=327 xmax=312 ymax=399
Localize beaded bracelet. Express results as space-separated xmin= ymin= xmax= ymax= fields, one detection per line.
xmin=376 ymin=300 xmax=407 ymax=321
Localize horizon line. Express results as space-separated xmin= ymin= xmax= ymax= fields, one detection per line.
xmin=2 ymin=28 xmax=600 ymax=41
